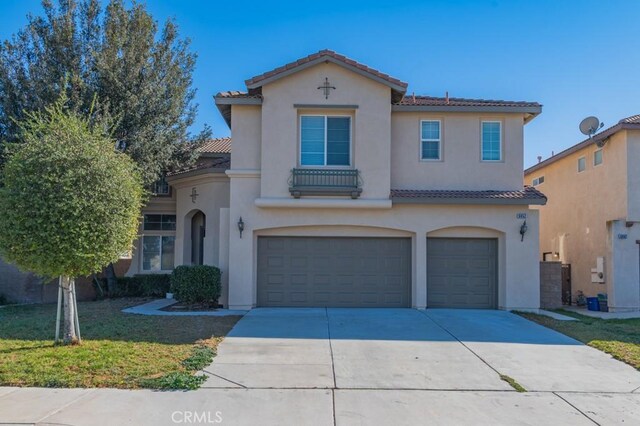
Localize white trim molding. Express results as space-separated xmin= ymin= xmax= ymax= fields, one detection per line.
xmin=255 ymin=197 xmax=392 ymax=209
xmin=225 ymin=169 xmax=261 ymax=178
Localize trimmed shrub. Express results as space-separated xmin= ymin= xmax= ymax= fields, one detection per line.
xmin=102 ymin=274 xmax=171 ymax=298
xmin=170 ymin=265 xmax=221 ymax=305
xmin=136 ymin=274 xmax=171 ymax=297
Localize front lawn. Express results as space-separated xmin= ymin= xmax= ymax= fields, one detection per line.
xmin=518 ymin=310 xmax=640 ymax=370
xmin=0 ymin=298 xmax=241 ymax=389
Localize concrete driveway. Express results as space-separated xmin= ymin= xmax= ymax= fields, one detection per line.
xmin=2 ymin=308 xmax=640 ymax=425
xmin=202 ymin=308 xmax=640 ymax=424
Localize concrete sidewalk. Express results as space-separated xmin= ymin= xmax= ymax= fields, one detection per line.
xmin=1 ymin=386 xmax=639 ymax=425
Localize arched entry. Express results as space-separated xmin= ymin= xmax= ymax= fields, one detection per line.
xmin=190 ymin=211 xmax=206 ymax=265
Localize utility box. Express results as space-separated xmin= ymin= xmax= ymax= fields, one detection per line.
xmin=590 ymin=256 xmax=605 ymax=283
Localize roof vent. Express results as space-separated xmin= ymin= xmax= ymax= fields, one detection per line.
xmin=537 ymin=156 xmax=542 ymax=163
xmin=445 ymin=91 xmax=450 ymax=104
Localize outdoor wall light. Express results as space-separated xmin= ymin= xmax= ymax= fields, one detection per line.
xmin=520 ymin=220 xmax=528 ymax=242
xmin=237 ymin=217 xmax=245 ymax=238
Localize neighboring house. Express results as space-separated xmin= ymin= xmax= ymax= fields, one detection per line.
xmin=2 ymin=49 xmax=547 ymax=310
xmin=524 ymin=115 xmax=640 ymax=312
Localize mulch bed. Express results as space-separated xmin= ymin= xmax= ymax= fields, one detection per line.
xmin=160 ymin=301 xmax=222 ymax=312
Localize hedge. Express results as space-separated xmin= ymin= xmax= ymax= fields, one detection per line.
xmin=170 ymin=265 xmax=221 ymax=305
xmin=99 ymin=274 xmax=171 ymax=298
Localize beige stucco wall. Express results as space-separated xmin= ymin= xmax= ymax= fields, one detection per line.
xmin=259 ymin=62 xmax=392 ymax=200
xmin=226 ymin=175 xmax=540 ymax=311
xmin=127 ymin=175 xmax=230 ymax=281
xmin=525 ymin=131 xmax=631 ymax=307
xmin=231 ymin=105 xmax=261 ymax=170
xmin=626 ymin=130 xmax=640 ymax=222
xmin=222 ymin=60 xmax=540 ymax=311
xmin=391 ymin=112 xmax=525 ymax=190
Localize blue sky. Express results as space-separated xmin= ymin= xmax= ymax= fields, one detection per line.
xmin=1 ymin=0 xmax=638 ymax=167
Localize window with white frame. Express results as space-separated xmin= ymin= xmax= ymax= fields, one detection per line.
xmin=594 ymin=149 xmax=603 ymax=166
xmin=532 ymin=176 xmax=545 ymax=186
xmin=300 ymin=115 xmax=351 ymax=166
xmin=142 ymin=214 xmax=176 ymax=271
xmin=421 ymin=120 xmax=441 ymax=160
xmin=578 ymin=156 xmax=586 ymax=172
xmin=481 ymin=121 xmax=502 ymax=161
xmin=142 ymin=236 xmax=175 ymax=271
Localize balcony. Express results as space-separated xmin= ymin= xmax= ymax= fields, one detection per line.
xmin=289 ymin=168 xmax=362 ymax=199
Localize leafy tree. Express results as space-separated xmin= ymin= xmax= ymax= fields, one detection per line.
xmin=0 ymin=0 xmax=209 ymax=290
xmin=0 ymin=0 xmax=208 ymax=183
xmin=0 ymin=100 xmax=144 ymax=344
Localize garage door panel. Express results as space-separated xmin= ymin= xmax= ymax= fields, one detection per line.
xmin=427 ymin=238 xmax=497 ymax=309
xmin=258 ymin=237 xmax=411 ymax=307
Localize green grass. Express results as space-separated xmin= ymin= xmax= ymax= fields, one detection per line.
xmin=518 ymin=311 xmax=640 ymax=370
xmin=499 ymin=374 xmax=526 ymax=392
xmin=0 ymin=298 xmax=241 ymax=389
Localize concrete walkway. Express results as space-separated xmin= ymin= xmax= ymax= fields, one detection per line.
xmin=121 ymin=298 xmax=247 ymax=316
xmin=563 ymin=306 xmax=640 ymax=319
xmin=2 ymin=308 xmax=640 ymax=425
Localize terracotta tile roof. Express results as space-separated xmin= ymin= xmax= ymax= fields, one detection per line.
xmin=244 ymin=49 xmax=408 ymax=90
xmin=395 ymin=95 xmax=541 ymax=108
xmin=619 ymin=114 xmax=640 ymax=124
xmin=215 ymin=91 xmax=262 ymax=99
xmin=167 ymin=156 xmax=230 ymax=177
xmin=199 ymin=137 xmax=231 ymax=154
xmin=391 ymin=187 xmax=547 ymax=205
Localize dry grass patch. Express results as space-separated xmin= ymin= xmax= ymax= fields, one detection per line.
xmin=518 ymin=311 xmax=640 ymax=370
xmin=0 ymin=298 xmax=240 ymax=389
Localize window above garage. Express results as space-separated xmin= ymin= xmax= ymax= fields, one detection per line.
xmin=300 ymin=115 xmax=351 ymax=167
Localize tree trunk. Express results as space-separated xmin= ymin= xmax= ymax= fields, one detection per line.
xmin=61 ymin=275 xmax=79 ymax=345
xmin=105 ymin=262 xmax=117 ymax=295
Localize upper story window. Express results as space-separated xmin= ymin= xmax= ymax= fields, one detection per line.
xmin=152 ymin=176 xmax=170 ymax=196
xmin=143 ymin=214 xmax=176 ymax=231
xmin=594 ymin=149 xmax=603 ymax=166
xmin=421 ymin=120 xmax=441 ymax=161
xmin=481 ymin=121 xmax=502 ymax=161
xmin=532 ymin=176 xmax=545 ymax=186
xmin=300 ymin=115 xmax=351 ymax=166
xmin=577 ymin=156 xmax=586 ymax=172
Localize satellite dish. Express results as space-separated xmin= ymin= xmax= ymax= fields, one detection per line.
xmin=579 ymin=116 xmax=604 ymax=138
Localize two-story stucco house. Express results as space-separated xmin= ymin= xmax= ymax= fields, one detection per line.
xmin=525 ymin=115 xmax=640 ymax=312
xmin=121 ymin=50 xmax=546 ymax=311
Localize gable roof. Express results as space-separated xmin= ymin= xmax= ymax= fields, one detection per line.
xmin=214 ymin=50 xmax=541 ymax=128
xmin=244 ymin=49 xmax=408 ymax=99
xmin=525 ymin=114 xmax=640 ymax=175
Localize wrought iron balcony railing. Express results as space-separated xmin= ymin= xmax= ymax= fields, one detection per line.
xmin=289 ymin=168 xmax=362 ymax=199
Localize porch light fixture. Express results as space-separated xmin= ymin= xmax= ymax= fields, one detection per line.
xmin=237 ymin=217 xmax=245 ymax=238
xmin=520 ymin=220 xmax=528 ymax=242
